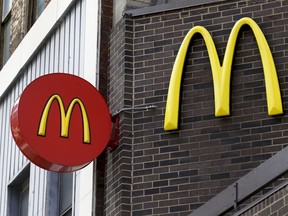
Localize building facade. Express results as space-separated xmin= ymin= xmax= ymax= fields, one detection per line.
xmin=107 ymin=0 xmax=288 ymax=215
xmin=0 ymin=0 xmax=107 ymax=215
xmin=1 ymin=0 xmax=288 ymax=216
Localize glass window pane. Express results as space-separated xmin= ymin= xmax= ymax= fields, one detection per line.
xmin=37 ymin=0 xmax=45 ymax=18
xmin=20 ymin=188 xmax=29 ymax=216
xmin=59 ymin=173 xmax=73 ymax=214
xmin=7 ymin=164 xmax=30 ymax=216
xmin=62 ymin=208 xmax=72 ymax=216
xmin=2 ymin=0 xmax=11 ymax=19
xmin=19 ymin=180 xmax=29 ymax=216
xmin=2 ymin=17 xmax=11 ymax=65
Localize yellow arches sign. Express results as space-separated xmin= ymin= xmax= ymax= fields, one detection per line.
xmin=10 ymin=73 xmax=112 ymax=172
xmin=38 ymin=94 xmax=91 ymax=144
xmin=164 ymin=17 xmax=283 ymax=131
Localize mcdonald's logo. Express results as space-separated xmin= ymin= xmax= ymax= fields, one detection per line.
xmin=164 ymin=17 xmax=283 ymax=131
xmin=38 ymin=94 xmax=91 ymax=144
xmin=11 ymin=73 xmax=111 ymax=172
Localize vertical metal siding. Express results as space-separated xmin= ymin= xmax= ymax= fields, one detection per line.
xmin=0 ymin=0 xmax=87 ymax=215
xmin=0 ymin=97 xmax=8 ymax=216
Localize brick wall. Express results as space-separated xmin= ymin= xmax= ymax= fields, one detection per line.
xmin=95 ymin=0 xmax=112 ymax=215
xmin=105 ymin=18 xmax=134 ymax=216
xmin=108 ymin=0 xmax=288 ymax=215
xmin=99 ymin=0 xmax=113 ymax=100
xmin=113 ymin=0 xmax=154 ymax=25
xmin=240 ymin=185 xmax=288 ymax=216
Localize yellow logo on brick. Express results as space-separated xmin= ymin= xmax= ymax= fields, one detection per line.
xmin=164 ymin=17 xmax=283 ymax=131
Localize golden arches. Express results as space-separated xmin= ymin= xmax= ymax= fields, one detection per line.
xmin=164 ymin=17 xmax=283 ymax=131
xmin=38 ymin=94 xmax=91 ymax=143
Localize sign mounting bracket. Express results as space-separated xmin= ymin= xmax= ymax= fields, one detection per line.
xmin=108 ymin=105 xmax=158 ymax=151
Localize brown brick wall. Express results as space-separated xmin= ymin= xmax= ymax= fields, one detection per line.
xmin=240 ymin=185 xmax=288 ymax=216
xmin=108 ymin=0 xmax=288 ymax=215
xmin=95 ymin=0 xmax=113 ymax=215
xmin=99 ymin=0 xmax=113 ymax=99
xmin=105 ymin=18 xmax=134 ymax=216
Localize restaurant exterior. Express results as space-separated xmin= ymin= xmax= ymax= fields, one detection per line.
xmin=107 ymin=0 xmax=288 ymax=215
xmin=0 ymin=0 xmax=109 ymax=215
xmin=1 ymin=0 xmax=288 ymax=215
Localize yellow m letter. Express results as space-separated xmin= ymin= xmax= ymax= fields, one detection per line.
xmin=164 ymin=17 xmax=283 ymax=131
xmin=38 ymin=94 xmax=91 ymax=143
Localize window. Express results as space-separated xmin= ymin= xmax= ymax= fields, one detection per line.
xmin=58 ymin=173 xmax=73 ymax=216
xmin=1 ymin=0 xmax=12 ymax=67
xmin=19 ymin=179 xmax=29 ymax=216
xmin=28 ymin=0 xmax=45 ymax=29
xmin=36 ymin=0 xmax=45 ymax=18
xmin=45 ymin=172 xmax=74 ymax=215
xmin=2 ymin=17 xmax=11 ymax=64
xmin=2 ymin=0 xmax=12 ymax=18
xmin=8 ymin=164 xmax=30 ymax=216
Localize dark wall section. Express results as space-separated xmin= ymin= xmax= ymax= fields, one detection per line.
xmin=95 ymin=0 xmax=113 ymax=215
xmin=105 ymin=18 xmax=134 ymax=216
xmin=240 ymin=183 xmax=288 ymax=216
xmin=108 ymin=0 xmax=288 ymax=215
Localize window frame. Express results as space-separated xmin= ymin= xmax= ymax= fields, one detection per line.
xmin=2 ymin=0 xmax=12 ymax=20
xmin=27 ymin=0 xmax=46 ymax=30
xmin=7 ymin=164 xmax=30 ymax=216
xmin=1 ymin=0 xmax=12 ymax=67
xmin=19 ymin=179 xmax=29 ymax=216
xmin=44 ymin=172 xmax=74 ymax=216
xmin=58 ymin=172 xmax=74 ymax=216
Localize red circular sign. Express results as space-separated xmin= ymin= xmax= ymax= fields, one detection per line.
xmin=10 ymin=73 xmax=111 ymax=172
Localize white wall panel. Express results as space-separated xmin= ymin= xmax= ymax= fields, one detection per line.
xmin=0 ymin=0 xmax=99 ymax=214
